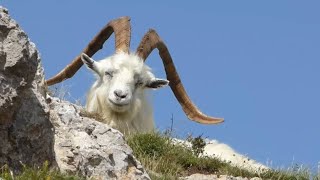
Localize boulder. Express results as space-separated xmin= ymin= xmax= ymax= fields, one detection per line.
xmin=49 ymin=97 xmax=150 ymax=179
xmin=0 ymin=6 xmax=54 ymax=172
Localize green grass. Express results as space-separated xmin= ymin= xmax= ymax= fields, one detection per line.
xmin=0 ymin=161 xmax=83 ymax=180
xmin=127 ymin=132 xmax=320 ymax=180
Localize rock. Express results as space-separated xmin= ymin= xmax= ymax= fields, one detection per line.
xmin=0 ymin=6 xmax=54 ymax=172
xmin=202 ymin=139 xmax=268 ymax=172
xmin=49 ymin=97 xmax=150 ymax=179
xmin=0 ymin=6 xmax=150 ymax=179
xmin=180 ymin=173 xmax=262 ymax=180
xmin=172 ymin=138 xmax=268 ymax=173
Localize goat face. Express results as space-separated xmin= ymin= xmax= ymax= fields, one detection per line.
xmin=81 ymin=52 xmax=169 ymax=113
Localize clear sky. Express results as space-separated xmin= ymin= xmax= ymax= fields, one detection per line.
xmin=2 ymin=1 xmax=319 ymax=170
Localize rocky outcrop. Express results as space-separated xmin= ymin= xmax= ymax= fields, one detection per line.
xmin=50 ymin=97 xmax=149 ymax=179
xmin=0 ymin=6 xmax=150 ymax=179
xmin=0 ymin=6 xmax=54 ymax=172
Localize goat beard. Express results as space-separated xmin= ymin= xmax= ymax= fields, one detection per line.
xmin=101 ymin=97 xmax=142 ymax=121
xmin=108 ymin=100 xmax=131 ymax=113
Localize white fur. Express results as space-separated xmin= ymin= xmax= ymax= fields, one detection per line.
xmin=83 ymin=52 xmax=168 ymax=135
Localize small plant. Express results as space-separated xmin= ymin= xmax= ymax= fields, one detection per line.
xmin=47 ymin=84 xmax=85 ymax=106
xmin=48 ymin=84 xmax=72 ymax=101
xmin=0 ymin=164 xmax=12 ymax=180
xmin=187 ymin=134 xmax=206 ymax=157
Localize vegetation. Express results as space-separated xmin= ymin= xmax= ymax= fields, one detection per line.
xmin=186 ymin=134 xmax=206 ymax=157
xmin=0 ymin=161 xmax=82 ymax=180
xmin=127 ymin=132 xmax=319 ymax=180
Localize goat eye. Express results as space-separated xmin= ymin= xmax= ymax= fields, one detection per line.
xmin=105 ymin=71 xmax=113 ymax=78
xmin=135 ymin=79 xmax=143 ymax=87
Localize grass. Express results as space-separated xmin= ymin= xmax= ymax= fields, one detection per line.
xmin=127 ymin=132 xmax=320 ymax=180
xmin=47 ymin=84 xmax=85 ymax=106
xmin=0 ymin=161 xmax=82 ymax=180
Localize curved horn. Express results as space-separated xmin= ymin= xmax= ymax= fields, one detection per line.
xmin=46 ymin=16 xmax=131 ymax=86
xmin=136 ymin=29 xmax=224 ymax=124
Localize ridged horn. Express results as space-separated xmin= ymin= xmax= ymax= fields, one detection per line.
xmin=136 ymin=29 xmax=224 ymax=124
xmin=46 ymin=16 xmax=131 ymax=86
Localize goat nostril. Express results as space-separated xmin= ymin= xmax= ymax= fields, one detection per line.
xmin=114 ymin=90 xmax=121 ymax=97
xmin=114 ymin=90 xmax=127 ymax=99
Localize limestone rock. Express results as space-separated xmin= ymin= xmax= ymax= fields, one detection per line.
xmin=49 ymin=97 xmax=150 ymax=179
xmin=0 ymin=6 xmax=54 ymax=172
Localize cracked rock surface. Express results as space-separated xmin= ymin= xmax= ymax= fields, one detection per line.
xmin=50 ymin=97 xmax=150 ymax=179
xmin=0 ymin=6 xmax=54 ymax=172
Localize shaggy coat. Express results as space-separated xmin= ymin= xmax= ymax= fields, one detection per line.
xmin=81 ymin=52 xmax=168 ymax=135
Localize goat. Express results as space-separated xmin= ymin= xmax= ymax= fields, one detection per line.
xmin=80 ymin=52 xmax=168 ymax=134
xmin=46 ymin=17 xmax=224 ymax=134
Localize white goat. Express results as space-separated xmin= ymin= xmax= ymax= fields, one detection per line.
xmin=81 ymin=52 xmax=168 ymax=134
xmin=46 ymin=17 xmax=224 ymax=135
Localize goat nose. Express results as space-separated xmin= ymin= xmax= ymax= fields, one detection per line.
xmin=114 ymin=90 xmax=127 ymax=99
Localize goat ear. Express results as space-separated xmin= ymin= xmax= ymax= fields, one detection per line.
xmin=146 ymin=78 xmax=169 ymax=89
xmin=81 ymin=53 xmax=99 ymax=73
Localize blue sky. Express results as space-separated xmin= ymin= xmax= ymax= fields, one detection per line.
xmin=2 ymin=1 xmax=319 ymax=170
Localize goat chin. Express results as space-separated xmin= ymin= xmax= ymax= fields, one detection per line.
xmin=85 ymin=85 xmax=155 ymax=135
